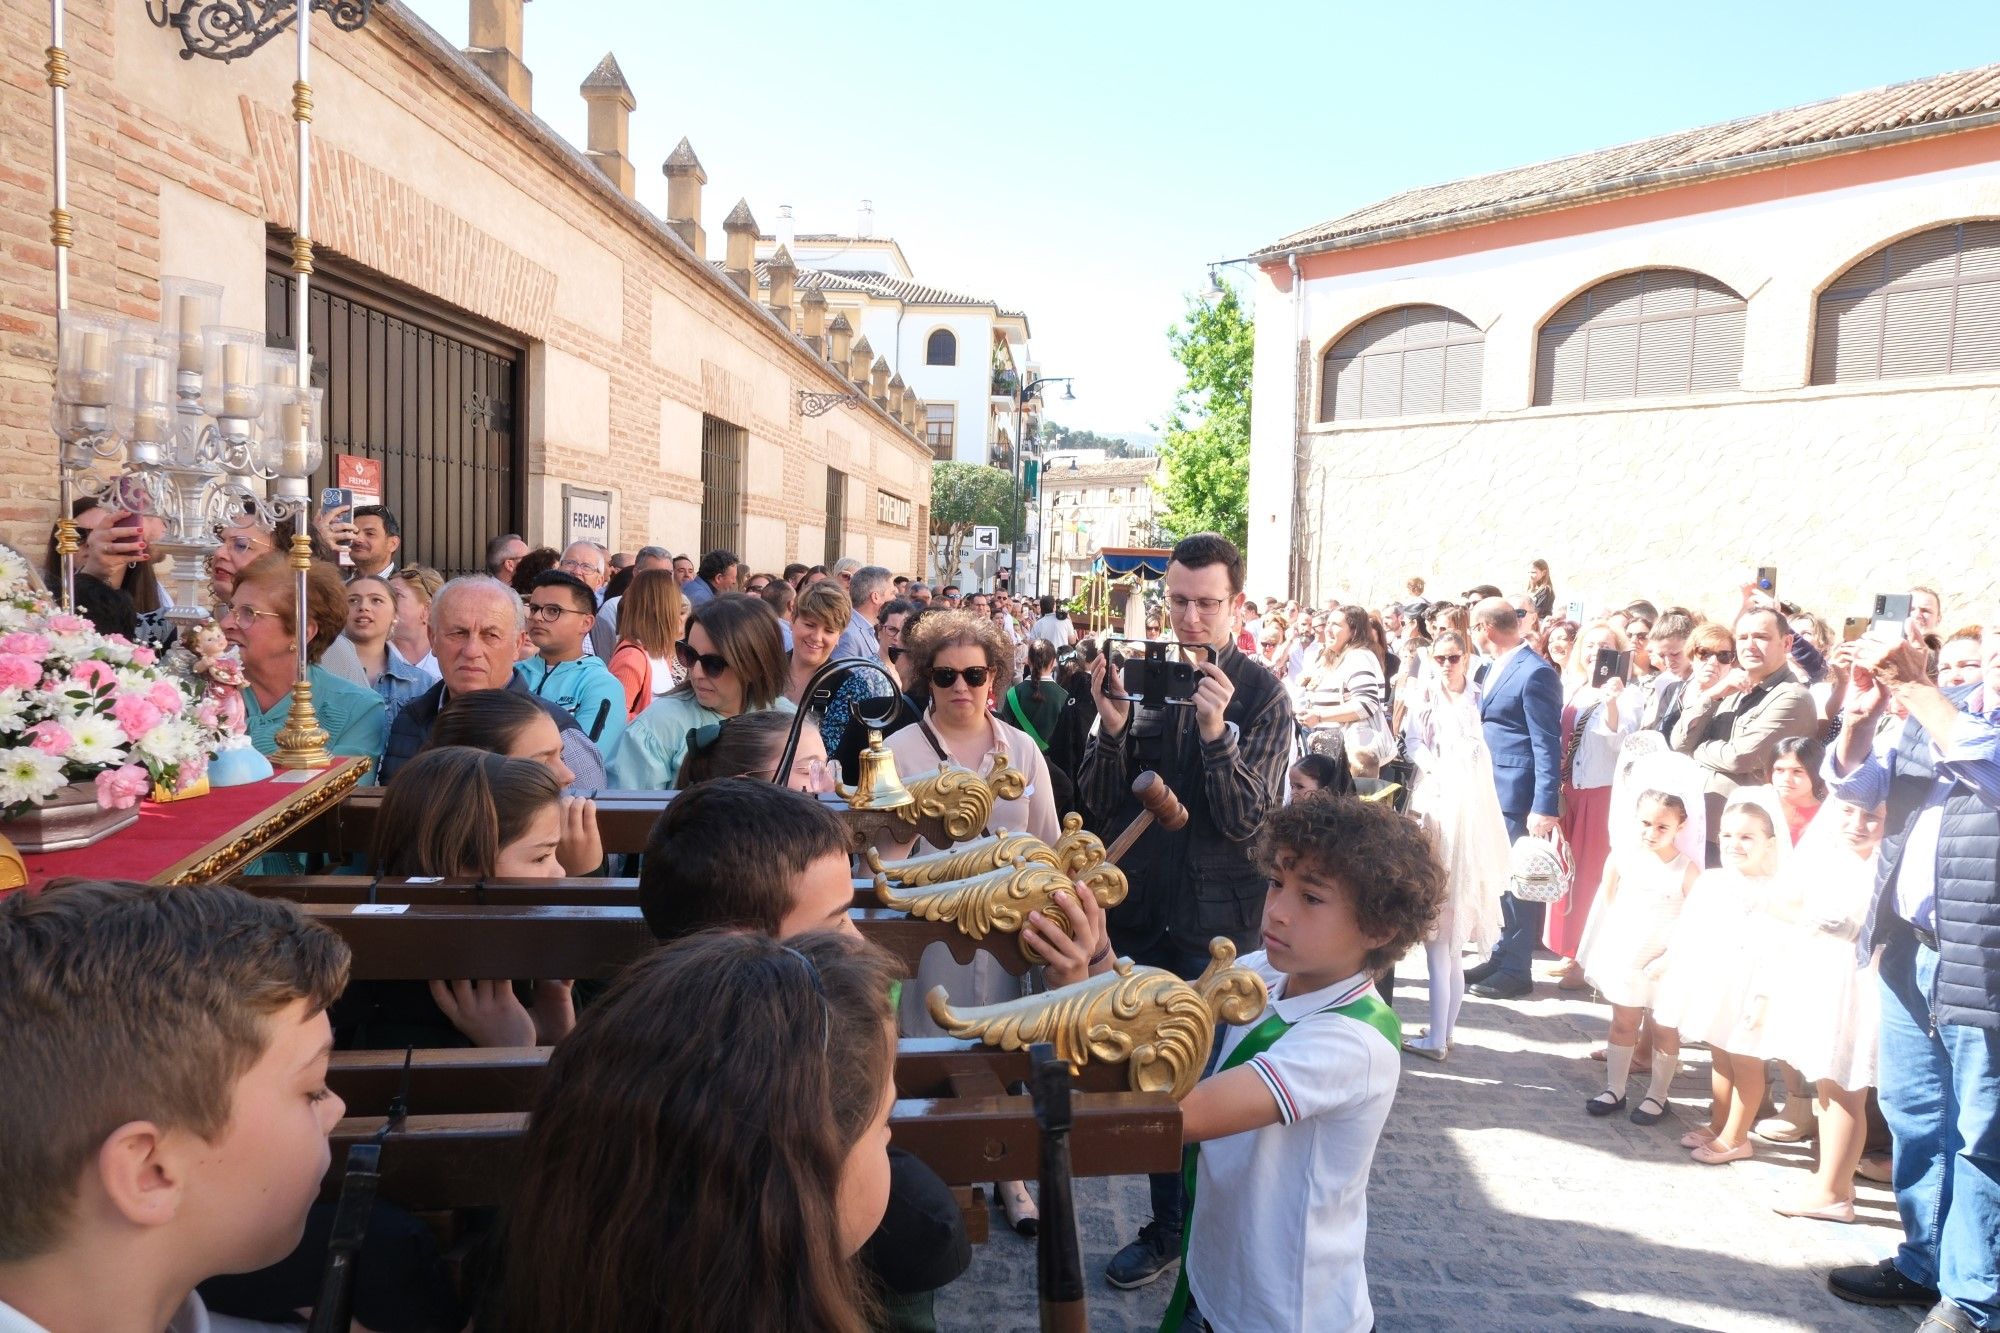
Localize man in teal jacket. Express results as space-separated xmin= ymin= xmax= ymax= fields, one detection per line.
xmin=515 ymin=570 xmax=627 ymax=754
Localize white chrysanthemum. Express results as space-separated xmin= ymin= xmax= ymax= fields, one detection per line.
xmin=94 ymin=638 xmax=134 ymax=666
xmin=0 ymin=746 xmax=69 ymax=808
xmin=137 ymin=717 xmax=199 ymax=765
xmin=0 ymin=688 xmax=28 ymax=732
xmin=114 ymin=667 xmax=158 ymax=695
xmin=65 ymin=714 xmax=127 ymax=767
xmin=0 ymin=548 xmax=31 ymax=595
xmin=0 ymin=606 xmax=28 ymax=634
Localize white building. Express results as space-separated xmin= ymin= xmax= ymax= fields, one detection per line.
xmin=755 ymin=213 xmax=1033 ymax=468
xmin=1036 ymin=453 xmax=1162 ymax=600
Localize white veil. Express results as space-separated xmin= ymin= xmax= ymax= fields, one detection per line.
xmin=1608 ymin=742 xmax=1707 ymax=866
xmin=1721 ymin=785 xmax=1793 ymax=876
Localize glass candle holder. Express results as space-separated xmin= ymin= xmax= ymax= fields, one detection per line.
xmin=160 ymin=275 xmax=222 ymax=381
xmin=200 ymin=326 xmax=268 ymax=423
xmin=55 ymin=310 xmax=128 ymax=412
xmin=262 ymin=345 xmax=302 ymax=389
xmin=259 ymin=385 xmax=324 ymax=499
xmin=110 ymin=335 xmax=178 ymax=456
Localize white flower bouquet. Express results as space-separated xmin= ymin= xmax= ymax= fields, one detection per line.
xmin=0 ymin=546 xmax=242 ymax=818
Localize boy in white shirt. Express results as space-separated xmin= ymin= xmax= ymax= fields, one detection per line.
xmin=1168 ymin=796 xmax=1445 ymax=1333
xmin=0 ymin=881 xmax=352 ymax=1333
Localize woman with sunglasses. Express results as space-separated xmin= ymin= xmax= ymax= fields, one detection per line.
xmin=879 ymin=609 xmax=1085 ymax=1238
xmin=1400 ymin=628 xmax=1510 ymax=1058
xmin=608 ymin=593 xmax=792 ymax=790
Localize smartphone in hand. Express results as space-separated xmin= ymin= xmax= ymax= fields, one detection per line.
xmin=1591 ymin=646 xmax=1632 ymax=688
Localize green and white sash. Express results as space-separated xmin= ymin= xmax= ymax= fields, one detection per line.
xmin=1159 ymin=977 xmax=1399 ymax=1332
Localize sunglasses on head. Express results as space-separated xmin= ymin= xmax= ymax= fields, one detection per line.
xmin=1693 ymin=648 xmax=1736 ymax=664
xmin=929 ymin=666 xmax=990 ymax=689
xmin=674 ymin=639 xmax=730 ymax=675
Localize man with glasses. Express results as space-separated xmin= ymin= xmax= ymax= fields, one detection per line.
xmin=558 ymin=541 xmax=609 ymax=602
xmin=516 ymin=570 xmax=627 ymax=752
xmin=1079 ymin=532 xmax=1294 ymax=1293
xmin=1670 ymin=605 xmax=1818 ymax=861
xmin=379 ymin=575 xmax=608 ymax=786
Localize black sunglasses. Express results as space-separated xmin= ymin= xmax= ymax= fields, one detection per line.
xmin=1433 ymin=653 xmax=1464 ymax=666
xmin=886 ymin=645 xmax=906 ymax=662
xmin=674 ymin=639 xmax=730 ymax=675
xmin=1693 ymin=648 xmax=1736 ymax=664
xmin=929 ymin=666 xmax=990 ymax=689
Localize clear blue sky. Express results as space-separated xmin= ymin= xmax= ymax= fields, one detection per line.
xmin=403 ymin=0 xmax=2000 ymax=436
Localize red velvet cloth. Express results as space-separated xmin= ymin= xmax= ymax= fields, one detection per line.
xmin=18 ymin=771 xmax=330 ymax=892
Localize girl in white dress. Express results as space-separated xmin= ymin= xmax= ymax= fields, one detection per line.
xmin=1651 ymin=787 xmax=1791 ymax=1165
xmin=1578 ymin=749 xmax=1705 ymax=1123
xmin=1400 ymin=630 xmax=1510 ymax=1058
xmin=1759 ymin=796 xmax=1888 ymax=1222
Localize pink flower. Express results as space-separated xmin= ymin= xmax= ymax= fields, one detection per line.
xmin=94 ymin=764 xmax=150 ymax=810
xmin=196 ymin=700 xmax=220 ymax=730
xmin=70 ymin=660 xmax=117 ymax=692
xmin=130 ymin=645 xmax=158 ymax=667
xmin=147 ymin=681 xmax=184 ymax=715
xmin=111 ymin=694 xmax=162 ymax=741
xmin=25 ymin=721 xmax=73 ymax=756
xmin=0 ymin=632 xmax=51 ymax=660
xmin=0 ymin=654 xmax=39 ymax=691
xmin=44 ymin=614 xmax=88 ymax=635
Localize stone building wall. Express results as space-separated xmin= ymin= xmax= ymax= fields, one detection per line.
xmin=0 ymin=1 xmax=930 ymax=573
xmin=1246 ymin=122 xmax=2000 ymax=622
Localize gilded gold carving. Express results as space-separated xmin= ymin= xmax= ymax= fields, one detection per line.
xmin=925 ymin=938 xmax=1268 ymax=1100
xmin=868 ymin=831 xmax=1059 ymax=886
xmin=875 ymin=852 xmax=1128 ymax=965
xmin=49 ymin=207 xmax=72 ymax=250
xmin=167 ymin=758 xmax=369 ymax=884
xmin=45 ymin=46 xmax=69 ymax=89
xmin=291 ymin=79 xmax=314 ymax=123
xmin=894 ymin=753 xmax=1025 ymax=843
xmin=54 ymin=517 xmax=80 ymax=558
xmin=1050 ymin=811 xmax=1110 ymax=878
xmin=272 ymin=678 xmax=331 ymax=769
xmin=291 ymin=232 xmax=314 ymax=276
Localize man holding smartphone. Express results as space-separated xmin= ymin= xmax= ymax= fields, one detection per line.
xmin=1077 ymin=532 xmax=1294 ymax=1292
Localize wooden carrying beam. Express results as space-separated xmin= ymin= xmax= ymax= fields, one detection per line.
xmin=327 ymin=1092 xmax=1179 ymax=1206
xmin=275 ymin=787 xmax=672 ymax=859
xmin=295 ymin=900 xmax=1031 ymax=980
xmin=244 ymin=874 xmax=888 ymax=913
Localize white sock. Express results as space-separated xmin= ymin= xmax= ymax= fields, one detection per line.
xmin=1604 ymin=1043 xmax=1636 ymax=1099
xmin=1644 ymin=1054 xmax=1676 ymax=1107
xmin=1422 ymin=933 xmax=1462 ymax=1048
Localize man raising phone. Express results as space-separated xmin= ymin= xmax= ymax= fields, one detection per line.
xmin=1077 ymin=532 xmax=1294 ymax=1291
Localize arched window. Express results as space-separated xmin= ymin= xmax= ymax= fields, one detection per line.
xmin=1319 ymin=305 xmax=1483 ymax=422
xmin=1533 ymin=269 xmax=1745 ymax=405
xmin=926 ymin=328 xmax=957 ymax=366
xmin=1812 ymin=221 xmax=2000 ymax=384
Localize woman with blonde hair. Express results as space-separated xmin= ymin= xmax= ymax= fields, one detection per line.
xmin=608 ymin=568 xmax=685 ymax=721
xmin=788 ymin=580 xmax=892 ymax=755
xmin=389 ymin=565 xmax=444 ymax=677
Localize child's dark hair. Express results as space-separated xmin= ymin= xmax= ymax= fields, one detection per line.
xmin=1636 ymin=789 xmax=1688 ymax=824
xmin=1290 ymin=753 xmax=1354 ymax=798
xmin=1253 ymin=795 xmax=1444 ymax=971
xmin=1773 ymin=734 xmax=1829 ymax=801
xmin=426 ymin=688 xmax=548 ymax=756
xmin=503 ymin=928 xmax=896 ymax=1332
xmin=674 ymin=711 xmax=792 ymax=787
xmin=371 ymin=746 xmax=562 ymax=876
xmin=639 ymin=777 xmax=850 ymax=940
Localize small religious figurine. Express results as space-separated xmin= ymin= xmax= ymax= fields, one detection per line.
xmin=188 ymin=622 xmax=248 ymax=739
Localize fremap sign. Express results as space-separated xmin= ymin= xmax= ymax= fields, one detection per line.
xmin=877 ymin=490 xmax=912 ymax=527
xmin=562 ymin=485 xmax=613 ymax=550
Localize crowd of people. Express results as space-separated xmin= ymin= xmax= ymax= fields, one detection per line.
xmin=6 ymin=510 xmax=1996 ymax=1333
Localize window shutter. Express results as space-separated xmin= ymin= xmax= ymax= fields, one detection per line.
xmin=1813 ymin=221 xmax=2000 ymax=385
xmin=1318 ymin=304 xmax=1484 ymax=422
xmin=1533 ymin=269 xmax=1744 ymax=405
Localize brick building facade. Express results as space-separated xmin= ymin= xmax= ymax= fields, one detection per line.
xmin=0 ymin=1 xmax=932 ymax=575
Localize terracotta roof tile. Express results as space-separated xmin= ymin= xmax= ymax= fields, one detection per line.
xmin=1257 ymin=63 xmax=2000 ymax=257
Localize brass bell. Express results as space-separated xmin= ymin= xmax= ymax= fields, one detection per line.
xmin=0 ymin=832 xmax=26 ymax=893
xmin=837 ymin=727 xmax=915 ymax=811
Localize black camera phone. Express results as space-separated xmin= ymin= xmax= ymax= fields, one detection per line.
xmin=1101 ymin=638 xmax=1214 ymax=709
xmin=1591 ymin=646 xmax=1632 ymax=689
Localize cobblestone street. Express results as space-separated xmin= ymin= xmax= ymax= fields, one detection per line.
xmin=941 ymin=953 xmax=1912 ymax=1333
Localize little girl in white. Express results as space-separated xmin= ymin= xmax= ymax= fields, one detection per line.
xmin=1651 ymin=787 xmax=1791 ymax=1165
xmin=1577 ymin=776 xmax=1702 ymax=1123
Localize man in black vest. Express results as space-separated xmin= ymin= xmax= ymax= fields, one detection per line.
xmin=1077 ymin=533 xmax=1294 ymax=1290
xmin=1825 ymin=624 xmax=2000 ymax=1333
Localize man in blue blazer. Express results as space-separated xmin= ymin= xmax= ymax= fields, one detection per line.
xmin=1464 ymin=597 xmax=1565 ymax=999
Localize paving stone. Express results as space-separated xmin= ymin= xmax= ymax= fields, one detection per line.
xmin=936 ymin=950 xmax=1910 ymax=1331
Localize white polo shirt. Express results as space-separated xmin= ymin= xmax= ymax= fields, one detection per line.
xmin=1186 ymin=955 xmax=1401 ymax=1333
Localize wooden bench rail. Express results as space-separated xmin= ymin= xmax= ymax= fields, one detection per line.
xmin=328 ymin=1092 xmax=1179 ymax=1205
xmin=324 ymin=1038 xmax=1131 ymax=1120
xmin=298 ymin=901 xmax=1032 ymax=980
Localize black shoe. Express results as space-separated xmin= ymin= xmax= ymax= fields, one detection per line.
xmin=1463 ymin=957 xmax=1499 ymax=985
xmin=1586 ymin=1092 xmax=1626 ymax=1117
xmin=1827 ymin=1259 xmax=1940 ymax=1309
xmin=1915 ymin=1299 xmax=1979 ymax=1332
xmin=1469 ymin=973 xmax=1533 ymax=1000
xmin=1104 ymin=1220 xmax=1181 ymax=1290
xmin=1630 ymin=1095 xmax=1669 ymax=1126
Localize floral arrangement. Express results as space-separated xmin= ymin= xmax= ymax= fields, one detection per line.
xmin=0 ymin=546 xmax=240 ymax=819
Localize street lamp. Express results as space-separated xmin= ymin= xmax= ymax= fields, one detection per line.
xmin=1012 ymin=375 xmax=1073 ymax=598
xmin=1040 ymin=453 xmax=1078 ymax=602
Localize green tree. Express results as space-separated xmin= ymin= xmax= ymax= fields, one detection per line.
xmin=929 ymin=461 xmax=1014 ymax=582
xmin=1157 ymin=285 xmax=1253 ymax=547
